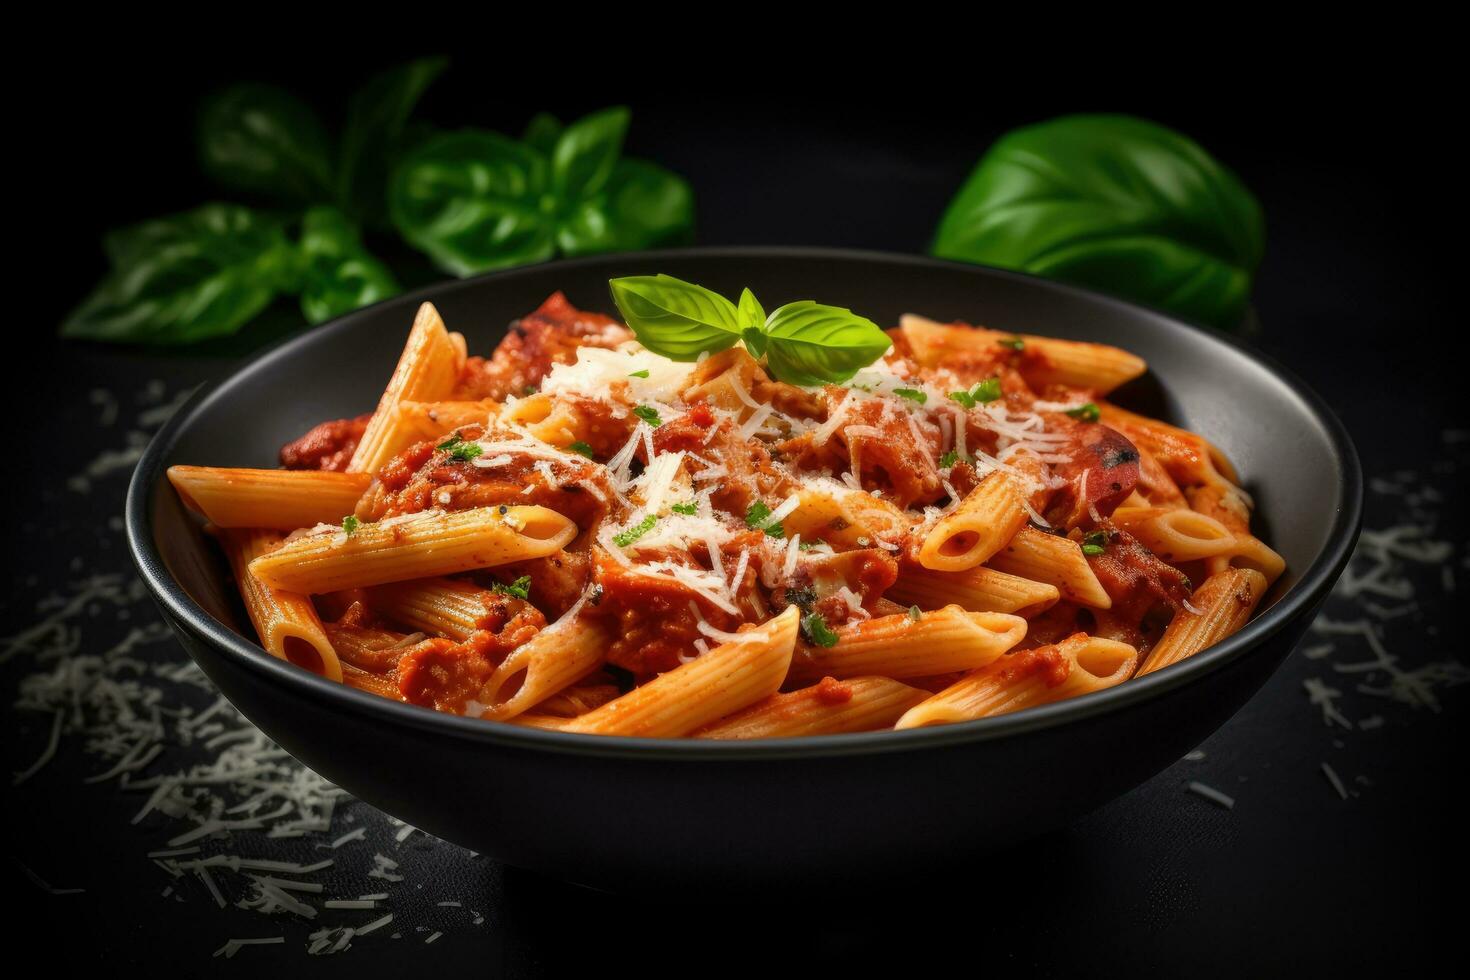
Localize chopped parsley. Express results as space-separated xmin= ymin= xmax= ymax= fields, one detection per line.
xmin=997 ymin=337 xmax=1025 ymax=351
xmin=893 ymin=387 xmax=927 ymax=405
xmin=448 ymin=442 xmax=483 ymax=462
xmin=436 ymin=433 xmax=464 ymax=451
xmin=744 ymin=501 xmax=784 ymax=538
xmin=628 ymin=369 xmax=650 ymax=378
xmin=491 ymin=575 xmax=532 ymax=600
xmin=907 ymin=605 xmax=922 ymax=622
xmin=1081 ymin=530 xmax=1108 ymax=556
xmin=1065 ymin=402 xmax=1101 ymax=423
xmin=523 ymin=385 xmax=538 ymax=395
xmin=568 ymin=440 xmax=596 ymax=459
xmin=670 ymin=501 xmax=698 ymax=515
xmin=340 ymin=515 xmax=360 ymax=537
xmin=940 ymin=449 xmax=962 ymax=469
xmin=801 ymin=612 xmax=841 ymax=648
xmin=632 ymin=404 xmax=662 ymax=427
xmin=948 ymin=377 xmax=1002 ymax=408
xmin=612 ymin=514 xmax=658 ymax=548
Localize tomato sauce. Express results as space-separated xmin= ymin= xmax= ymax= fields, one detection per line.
xmin=279 ymin=413 xmax=371 ymax=471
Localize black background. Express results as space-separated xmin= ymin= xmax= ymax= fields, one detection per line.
xmin=5 ymin=46 xmax=1466 ymax=975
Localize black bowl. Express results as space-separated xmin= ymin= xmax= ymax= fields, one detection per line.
xmin=126 ymin=248 xmax=1361 ymax=889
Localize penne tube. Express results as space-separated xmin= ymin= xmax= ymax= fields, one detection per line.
xmin=531 ymin=683 xmax=622 ymax=718
xmin=365 ymin=577 xmax=493 ymax=641
xmin=218 ymin=528 xmax=342 ymax=681
xmin=1097 ymin=401 xmax=1241 ymax=489
xmin=899 ymin=314 xmax=1146 ymax=393
xmin=695 ymin=676 xmax=929 ymax=739
xmin=506 ymin=713 xmax=577 ymax=731
xmin=477 ymin=617 xmax=613 ymax=721
xmin=1137 ymin=568 xmax=1268 ymax=676
xmin=1212 ymin=533 xmax=1286 ymax=585
xmin=169 ymin=466 xmax=372 ymax=530
xmin=393 ymin=399 xmax=498 ymax=443
xmin=349 ymin=302 xmax=466 ymax=474
xmin=918 ymin=471 xmax=1029 ymax=572
xmin=562 ymin=607 xmax=800 ymax=738
xmin=341 ymin=663 xmax=404 ymax=701
xmin=896 ymin=634 xmax=1138 ymax=728
xmin=783 ymin=483 xmax=911 ymax=552
xmin=249 ymin=506 xmax=577 ymax=594
xmin=887 ymin=564 xmax=1060 ymax=618
xmin=1109 ymin=506 xmax=1238 ymax=563
xmin=322 ymin=622 xmax=415 ymax=673
xmin=792 ymin=606 xmax=1027 ymax=681
xmin=986 ymin=526 xmax=1113 ymax=609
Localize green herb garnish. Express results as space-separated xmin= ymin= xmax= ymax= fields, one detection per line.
xmin=670 ymin=501 xmax=698 ymax=515
xmin=628 ymin=369 xmax=650 ymax=378
xmin=608 ymin=275 xmax=891 ymax=386
xmin=341 ymin=515 xmax=360 ymax=537
xmin=1065 ymin=402 xmax=1101 ymax=423
xmin=632 ymin=405 xmax=662 ymax=427
xmin=568 ymin=441 xmax=596 ymax=459
xmin=948 ymin=377 xmax=1002 ymax=409
xmin=893 ymin=388 xmax=928 ymax=405
xmin=801 ymin=612 xmax=841 ymax=648
xmin=436 ymin=433 xmax=464 ymax=450
xmin=448 ymin=442 xmax=483 ymax=462
xmin=997 ymin=337 xmax=1025 ymax=351
xmin=1081 ymin=530 xmax=1108 ymax=556
xmin=743 ymin=500 xmax=784 ymax=538
xmin=612 ymin=515 xmax=658 ymax=548
xmin=492 ymin=575 xmax=532 ymax=600
xmin=940 ymin=449 xmax=962 ymax=469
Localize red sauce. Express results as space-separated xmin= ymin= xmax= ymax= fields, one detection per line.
xmin=997 ymin=641 xmax=1073 ymax=688
xmin=1087 ymin=523 xmax=1192 ymax=628
xmin=395 ymin=598 xmax=545 ymax=712
xmin=451 ymin=292 xmax=630 ymax=401
xmin=813 ymin=676 xmax=854 ymax=705
xmin=279 ymin=414 xmax=370 ymax=471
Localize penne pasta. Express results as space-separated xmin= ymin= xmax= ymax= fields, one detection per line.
xmin=986 ymin=527 xmax=1112 ymax=609
xmin=561 ymin=607 xmax=800 ymax=737
xmin=348 ymin=302 xmax=466 ymax=474
xmin=887 ymin=564 xmax=1060 ymax=618
xmin=918 ymin=471 xmax=1029 ymax=572
xmin=477 ymin=617 xmax=613 ymax=721
xmin=792 ymin=606 xmax=1027 ymax=681
xmin=249 ymin=506 xmax=577 ymax=594
xmin=695 ymin=676 xmax=929 ymax=739
xmin=189 ymin=286 xmax=1282 ymax=737
xmin=896 ymin=634 xmax=1138 ymax=728
xmin=218 ymin=528 xmax=342 ymax=681
xmin=1109 ymin=506 xmax=1238 ymax=563
xmin=169 ymin=466 xmax=371 ymax=530
xmin=365 ymin=577 xmax=492 ymax=641
xmin=1137 ymin=568 xmax=1268 ymax=676
xmin=899 ymin=314 xmax=1147 ymax=392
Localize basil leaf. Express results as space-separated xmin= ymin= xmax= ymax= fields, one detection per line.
xmin=338 ymin=57 xmax=449 ymax=224
xmin=551 ymin=106 xmax=629 ymax=203
xmin=608 ymin=274 xmax=741 ymax=360
xmin=297 ymin=206 xmax=400 ymax=325
xmin=522 ymin=112 xmax=563 ymax=156
xmin=557 ymin=158 xmax=695 ymax=257
xmin=759 ymin=301 xmax=892 ymax=386
xmin=62 ymin=204 xmax=296 ymax=344
xmin=389 ymin=129 xmax=555 ymax=276
xmin=932 ymin=115 xmax=1264 ymax=330
xmin=737 ymin=288 xmax=766 ymax=330
xmin=198 ymin=84 xmax=334 ymax=205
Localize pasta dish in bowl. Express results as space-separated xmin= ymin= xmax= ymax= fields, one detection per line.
xmin=165 ymin=274 xmax=1283 ymax=739
xmin=128 ymin=249 xmax=1358 ymax=884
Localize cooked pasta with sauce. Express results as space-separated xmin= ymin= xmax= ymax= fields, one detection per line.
xmin=168 ymin=276 xmax=1281 ymax=738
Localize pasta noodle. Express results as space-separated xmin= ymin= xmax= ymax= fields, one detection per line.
xmin=174 ymin=287 xmax=1279 ymax=738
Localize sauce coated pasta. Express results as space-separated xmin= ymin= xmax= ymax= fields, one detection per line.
xmin=168 ymin=281 xmax=1281 ymax=738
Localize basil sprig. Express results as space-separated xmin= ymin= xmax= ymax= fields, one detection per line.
xmin=608 ymin=275 xmax=891 ymax=386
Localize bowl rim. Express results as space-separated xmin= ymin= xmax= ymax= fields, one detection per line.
xmin=125 ymin=245 xmax=1363 ymax=762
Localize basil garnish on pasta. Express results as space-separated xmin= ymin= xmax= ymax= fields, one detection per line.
xmin=608 ymin=274 xmax=891 ymax=386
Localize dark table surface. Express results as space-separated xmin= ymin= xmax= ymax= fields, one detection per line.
xmin=4 ymin=81 xmax=1466 ymax=974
